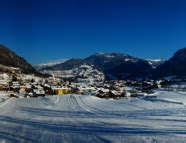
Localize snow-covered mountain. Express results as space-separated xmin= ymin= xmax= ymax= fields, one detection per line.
xmin=39 ymin=49 xmax=186 ymax=80
xmin=146 ymin=59 xmax=165 ymax=68
xmin=40 ymin=53 xmax=152 ymax=80
xmin=85 ymin=53 xmax=152 ymax=79
xmin=85 ymin=53 xmax=138 ymax=70
xmin=41 ymin=58 xmax=105 ymax=82
xmin=42 ymin=58 xmax=89 ymax=71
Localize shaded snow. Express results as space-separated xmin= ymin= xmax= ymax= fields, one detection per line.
xmin=0 ymin=92 xmax=186 ymax=142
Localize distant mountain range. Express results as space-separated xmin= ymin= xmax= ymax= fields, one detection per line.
xmin=1 ymin=44 xmax=186 ymax=80
xmin=39 ymin=58 xmax=89 ymax=71
xmin=39 ymin=52 xmax=166 ymax=80
xmin=34 ymin=59 xmax=68 ymax=71
xmin=39 ymin=48 xmax=186 ymax=80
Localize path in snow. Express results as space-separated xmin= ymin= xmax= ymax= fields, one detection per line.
xmin=0 ymin=93 xmax=186 ymax=143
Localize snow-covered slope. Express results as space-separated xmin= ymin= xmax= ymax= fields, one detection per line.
xmin=43 ymin=63 xmax=105 ymax=82
xmin=146 ymin=59 xmax=165 ymax=68
xmin=0 ymin=91 xmax=186 ymax=142
xmin=40 ymin=58 xmax=105 ymax=82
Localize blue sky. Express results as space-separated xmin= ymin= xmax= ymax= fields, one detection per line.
xmin=0 ymin=0 xmax=186 ymax=64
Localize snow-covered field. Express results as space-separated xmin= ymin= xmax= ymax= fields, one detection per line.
xmin=0 ymin=91 xmax=186 ymax=143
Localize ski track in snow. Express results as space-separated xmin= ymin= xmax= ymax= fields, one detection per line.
xmin=0 ymin=91 xmax=186 ymax=143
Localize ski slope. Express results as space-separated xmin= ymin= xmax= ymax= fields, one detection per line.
xmin=0 ymin=92 xmax=186 ymax=143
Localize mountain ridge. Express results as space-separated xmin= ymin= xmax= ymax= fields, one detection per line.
xmin=0 ymin=44 xmax=50 ymax=77
xmin=39 ymin=48 xmax=186 ymax=80
xmin=3 ymin=44 xmax=184 ymax=80
xmin=0 ymin=45 xmax=36 ymax=74
xmin=40 ymin=53 xmax=156 ymax=80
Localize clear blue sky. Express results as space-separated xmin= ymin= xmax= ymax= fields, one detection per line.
xmin=0 ymin=0 xmax=186 ymax=64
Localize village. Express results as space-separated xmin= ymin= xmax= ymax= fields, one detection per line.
xmin=0 ymin=70 xmax=181 ymax=100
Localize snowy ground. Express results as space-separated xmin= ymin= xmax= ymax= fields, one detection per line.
xmin=0 ymin=90 xmax=186 ymax=143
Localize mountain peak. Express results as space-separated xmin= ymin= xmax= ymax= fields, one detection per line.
xmin=95 ymin=52 xmax=105 ymax=55
xmin=94 ymin=52 xmax=127 ymax=56
xmin=171 ymin=48 xmax=186 ymax=61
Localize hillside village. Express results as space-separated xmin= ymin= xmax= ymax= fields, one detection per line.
xmin=0 ymin=65 xmax=180 ymax=100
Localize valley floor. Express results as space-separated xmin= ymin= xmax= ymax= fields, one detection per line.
xmin=0 ymin=91 xmax=186 ymax=143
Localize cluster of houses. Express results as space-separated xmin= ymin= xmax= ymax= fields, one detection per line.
xmin=0 ymin=71 xmax=183 ymax=99
xmin=0 ymin=73 xmax=123 ymax=99
xmin=0 ymin=73 xmax=72 ymax=98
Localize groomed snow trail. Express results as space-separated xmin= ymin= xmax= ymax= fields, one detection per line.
xmin=0 ymin=93 xmax=186 ymax=143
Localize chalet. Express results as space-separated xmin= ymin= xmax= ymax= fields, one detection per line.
xmin=52 ymin=87 xmax=71 ymax=95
